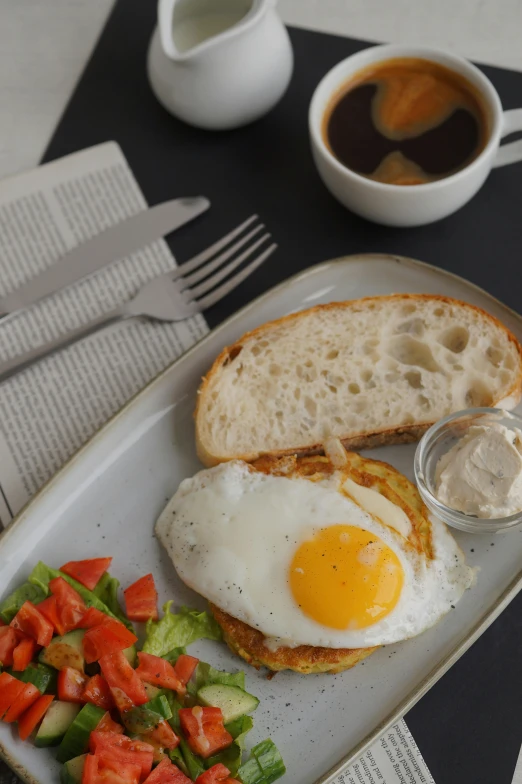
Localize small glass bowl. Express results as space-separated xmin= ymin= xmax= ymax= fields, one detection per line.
xmin=414 ymin=407 xmax=522 ymax=534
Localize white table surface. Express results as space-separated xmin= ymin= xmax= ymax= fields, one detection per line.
xmin=0 ymin=3 xmax=521 ymax=784
xmin=1 ymin=0 xmax=522 ymax=183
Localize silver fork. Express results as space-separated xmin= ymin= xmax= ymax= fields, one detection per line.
xmin=0 ymin=216 xmax=276 ymax=383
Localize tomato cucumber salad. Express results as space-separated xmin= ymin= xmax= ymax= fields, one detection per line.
xmin=0 ymin=558 xmax=285 ymax=784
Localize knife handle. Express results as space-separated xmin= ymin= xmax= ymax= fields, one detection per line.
xmin=0 ymin=307 xmax=126 ymax=384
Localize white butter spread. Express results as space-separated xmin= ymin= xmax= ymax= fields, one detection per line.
xmin=343 ymin=477 xmax=412 ymax=538
xmin=262 ymin=636 xmax=300 ymax=652
xmin=435 ymin=423 xmax=522 ymax=518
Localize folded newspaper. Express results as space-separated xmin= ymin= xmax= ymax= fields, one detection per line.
xmin=0 ymin=142 xmax=435 ymax=784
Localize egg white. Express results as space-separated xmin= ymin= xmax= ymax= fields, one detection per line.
xmin=156 ymin=460 xmax=474 ymax=648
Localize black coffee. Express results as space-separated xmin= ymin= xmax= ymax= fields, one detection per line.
xmin=324 ymin=58 xmax=489 ymax=185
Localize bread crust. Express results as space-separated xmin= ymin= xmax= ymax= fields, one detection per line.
xmin=195 ymin=294 xmax=522 ymax=467
xmin=198 ymin=421 xmax=428 ymax=468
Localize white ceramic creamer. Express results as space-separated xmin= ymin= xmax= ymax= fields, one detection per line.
xmin=147 ymin=0 xmax=294 ymax=130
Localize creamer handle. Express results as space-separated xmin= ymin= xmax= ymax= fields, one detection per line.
xmin=158 ymin=0 xmax=178 ymax=59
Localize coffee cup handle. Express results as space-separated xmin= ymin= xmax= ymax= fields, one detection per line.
xmin=493 ymin=109 xmax=522 ymax=168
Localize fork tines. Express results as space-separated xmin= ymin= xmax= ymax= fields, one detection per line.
xmin=175 ymin=215 xmax=277 ymax=310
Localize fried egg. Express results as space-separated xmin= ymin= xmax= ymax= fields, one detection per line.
xmin=156 ymin=459 xmax=473 ymax=648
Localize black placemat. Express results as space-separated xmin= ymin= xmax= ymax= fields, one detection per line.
xmin=5 ymin=3 xmax=522 ymax=783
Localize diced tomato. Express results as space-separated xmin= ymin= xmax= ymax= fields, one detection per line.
xmin=135 ymin=652 xmax=184 ymax=693
xmin=83 ymin=753 xmax=99 ymax=784
xmin=123 ymin=574 xmax=158 ymax=622
xmin=3 ymin=682 xmax=40 ymax=723
xmin=98 ymin=754 xmax=142 ymax=784
xmin=10 ymin=602 xmax=53 ymax=647
xmin=58 ymin=667 xmax=88 ymax=703
xmin=37 ymin=596 xmax=66 ymax=636
xmin=143 ymin=757 xmax=192 ymax=784
xmin=89 ymin=732 xmax=154 ymax=779
xmin=49 ymin=577 xmax=87 ymax=633
xmin=98 ymin=619 xmax=137 ymax=645
xmin=196 ymin=764 xmax=239 ymax=784
xmin=0 ymin=672 xmax=26 ymax=719
xmin=60 ymin=558 xmax=113 ymax=591
xmin=96 ymin=712 xmax=124 ymax=734
xmin=82 ymin=753 xmax=141 ymax=784
xmin=82 ymin=674 xmax=115 ymax=711
xmin=17 ymin=694 xmax=54 ymax=741
xmin=0 ymin=626 xmax=19 ymax=667
xmin=142 ymin=739 xmax=166 ymax=765
xmin=138 ymin=717 xmax=180 ymax=763
xmin=174 ymin=654 xmax=199 ymax=687
xmin=77 ymin=607 xmax=111 ymax=629
xmin=12 ymin=635 xmax=38 ymax=672
xmin=83 ymin=620 xmax=137 ymax=663
xmin=96 ymin=749 xmax=150 ymax=782
xmin=99 ymin=650 xmax=148 ymax=706
xmin=110 ymin=687 xmax=134 ymax=714
xmin=144 ymin=720 xmax=180 ymax=750
xmin=49 ymin=576 xmax=85 ymax=605
xmin=179 ymin=706 xmax=233 ymax=759
xmin=90 ymin=731 xmax=155 ymax=754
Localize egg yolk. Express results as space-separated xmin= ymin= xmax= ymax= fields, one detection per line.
xmin=290 ymin=525 xmax=404 ymax=630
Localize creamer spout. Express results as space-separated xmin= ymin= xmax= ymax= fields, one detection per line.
xmin=158 ymin=0 xmax=261 ymax=60
xmin=148 ymin=0 xmax=293 ymax=129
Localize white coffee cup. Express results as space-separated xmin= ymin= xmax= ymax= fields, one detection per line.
xmin=309 ymin=44 xmax=522 ymax=227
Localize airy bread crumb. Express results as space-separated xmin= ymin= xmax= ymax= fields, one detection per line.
xmin=196 ymin=294 xmax=522 ymax=466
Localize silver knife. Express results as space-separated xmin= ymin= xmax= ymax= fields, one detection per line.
xmin=0 ymin=196 xmax=210 ymax=317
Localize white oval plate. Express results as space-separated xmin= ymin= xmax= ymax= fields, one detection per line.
xmin=2 ymin=254 xmax=522 ymax=784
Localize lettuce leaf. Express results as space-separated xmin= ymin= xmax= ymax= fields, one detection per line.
xmin=142 ymin=602 xmax=222 ymax=656
xmin=165 ymin=692 xmax=183 ymax=732
xmin=237 ymin=757 xmax=263 ymax=784
xmin=238 ymin=739 xmax=286 ymax=784
xmin=179 ymin=738 xmax=205 ymax=780
xmin=168 ymin=747 xmax=190 ymax=777
xmin=251 ymin=739 xmax=286 ymax=783
xmin=28 ymin=561 xmax=133 ymax=630
xmin=227 ymin=715 xmax=254 ymax=744
xmin=93 ymin=573 xmax=128 ymax=625
xmin=189 ymin=662 xmax=245 ymax=695
xmin=165 ymin=693 xmax=200 ymax=778
xmin=0 ymin=582 xmax=46 ymax=623
xmin=163 ymin=646 xmax=187 ymax=664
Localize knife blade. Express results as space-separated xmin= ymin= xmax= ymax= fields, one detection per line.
xmin=0 ymin=196 xmax=210 ymax=316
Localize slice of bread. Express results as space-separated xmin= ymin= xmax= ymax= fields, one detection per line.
xmin=195 ymin=295 xmax=522 ymax=466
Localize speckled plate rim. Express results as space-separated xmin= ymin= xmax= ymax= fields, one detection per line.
xmin=1 ymin=252 xmax=522 ymax=784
